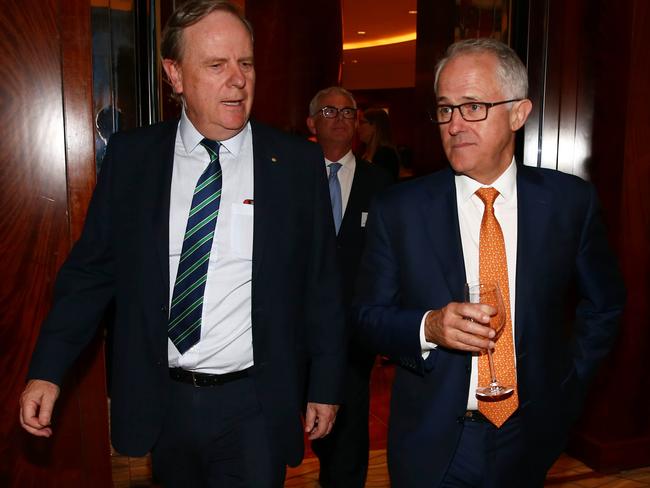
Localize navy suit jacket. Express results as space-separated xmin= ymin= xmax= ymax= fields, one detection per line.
xmin=336 ymin=158 xmax=392 ymax=307
xmin=28 ymin=119 xmax=347 ymax=466
xmin=356 ymin=165 xmax=625 ymax=486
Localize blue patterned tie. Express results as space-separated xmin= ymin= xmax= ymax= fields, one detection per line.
xmin=328 ymin=162 xmax=343 ymax=234
xmin=168 ymin=138 xmax=222 ymax=354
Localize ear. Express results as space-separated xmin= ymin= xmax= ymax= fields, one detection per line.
xmin=306 ymin=116 xmax=317 ymax=137
xmin=162 ymin=58 xmax=183 ymax=96
xmin=510 ymin=98 xmax=532 ymax=131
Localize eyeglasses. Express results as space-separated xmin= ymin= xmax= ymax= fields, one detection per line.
xmin=429 ymin=99 xmax=522 ymax=124
xmin=315 ymin=106 xmax=358 ymax=119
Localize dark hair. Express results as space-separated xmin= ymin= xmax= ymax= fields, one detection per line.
xmin=362 ymin=108 xmax=394 ymax=161
xmin=160 ymin=0 xmax=253 ymax=63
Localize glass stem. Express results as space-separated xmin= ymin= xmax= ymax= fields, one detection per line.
xmin=486 ymin=346 xmax=498 ymax=385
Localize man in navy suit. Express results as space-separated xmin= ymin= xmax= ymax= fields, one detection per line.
xmin=306 ymin=86 xmax=392 ymax=488
xmin=19 ymin=2 xmax=346 ymax=486
xmin=356 ymin=38 xmax=625 ymax=487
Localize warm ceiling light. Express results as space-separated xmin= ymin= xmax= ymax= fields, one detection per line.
xmin=357 ymin=31 xmax=366 ymax=35
xmin=408 ymin=10 xmax=417 ymax=14
xmin=343 ymin=32 xmax=417 ymax=50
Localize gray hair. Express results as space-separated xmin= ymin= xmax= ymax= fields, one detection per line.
xmin=161 ymin=0 xmax=253 ymax=63
xmin=309 ymin=86 xmax=357 ymax=116
xmin=434 ymin=38 xmax=528 ymax=99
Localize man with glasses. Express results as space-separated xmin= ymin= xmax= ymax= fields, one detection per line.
xmin=355 ymin=38 xmax=624 ymax=487
xmin=306 ymin=86 xmax=392 ymax=488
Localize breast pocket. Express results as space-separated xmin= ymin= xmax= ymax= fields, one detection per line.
xmin=230 ymin=203 xmax=254 ymax=259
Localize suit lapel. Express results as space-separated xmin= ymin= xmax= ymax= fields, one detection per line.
xmin=421 ymin=170 xmax=466 ymax=302
xmin=515 ymin=166 xmax=551 ymax=350
xmin=338 ymin=158 xmax=364 ymax=240
xmin=151 ymin=121 xmax=178 ymax=305
xmin=250 ymin=121 xmax=277 ymax=284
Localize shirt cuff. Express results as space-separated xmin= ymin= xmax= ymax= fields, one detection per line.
xmin=419 ymin=310 xmax=438 ymax=359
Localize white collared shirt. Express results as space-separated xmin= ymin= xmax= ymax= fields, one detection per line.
xmin=420 ymin=159 xmax=518 ymax=410
xmin=325 ymin=149 xmax=356 ymax=215
xmin=167 ymin=111 xmax=254 ymax=373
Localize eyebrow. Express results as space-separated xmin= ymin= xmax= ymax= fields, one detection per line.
xmin=204 ymin=55 xmax=255 ymax=64
xmin=437 ymin=95 xmax=483 ymax=103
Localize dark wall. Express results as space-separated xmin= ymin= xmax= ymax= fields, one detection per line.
xmin=247 ymin=0 xmax=342 ymax=135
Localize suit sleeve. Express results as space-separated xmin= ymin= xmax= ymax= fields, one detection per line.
xmin=27 ymin=137 xmax=118 ymax=385
xmin=304 ymin=145 xmax=347 ymax=404
xmin=572 ymin=184 xmax=625 ymax=385
xmin=354 ymin=196 xmax=430 ymax=367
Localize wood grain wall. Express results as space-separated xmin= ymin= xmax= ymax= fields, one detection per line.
xmin=525 ymin=0 xmax=650 ymax=471
xmin=0 ymin=0 xmax=112 ymax=485
xmin=246 ymin=0 xmax=342 ymax=134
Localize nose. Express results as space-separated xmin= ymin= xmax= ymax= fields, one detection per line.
xmin=447 ymin=107 xmax=466 ymax=135
xmin=228 ymin=64 xmax=246 ymax=89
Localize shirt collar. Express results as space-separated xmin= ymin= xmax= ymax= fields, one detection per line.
xmin=455 ymin=157 xmax=517 ymax=204
xmin=179 ymin=108 xmax=250 ymax=158
xmin=325 ymin=149 xmax=355 ymax=168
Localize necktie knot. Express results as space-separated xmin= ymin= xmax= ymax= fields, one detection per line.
xmin=329 ymin=162 xmax=342 ymax=179
xmin=475 ymin=187 xmax=499 ymax=208
xmin=200 ymin=138 xmax=221 ymax=162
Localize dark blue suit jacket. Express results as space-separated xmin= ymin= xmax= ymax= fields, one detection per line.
xmin=28 ymin=119 xmax=347 ymax=466
xmin=336 ymin=158 xmax=392 ymax=308
xmin=356 ymin=165 xmax=625 ymax=486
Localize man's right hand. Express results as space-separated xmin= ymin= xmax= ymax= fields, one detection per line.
xmin=425 ymin=302 xmax=496 ymax=352
xmin=19 ymin=379 xmax=60 ymax=437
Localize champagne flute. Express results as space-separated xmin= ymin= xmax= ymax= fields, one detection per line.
xmin=465 ymin=281 xmax=514 ymax=398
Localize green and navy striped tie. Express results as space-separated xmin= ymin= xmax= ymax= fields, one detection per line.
xmin=168 ymin=138 xmax=222 ymax=354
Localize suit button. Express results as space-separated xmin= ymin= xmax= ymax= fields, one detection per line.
xmin=161 ymin=305 xmax=168 ymax=313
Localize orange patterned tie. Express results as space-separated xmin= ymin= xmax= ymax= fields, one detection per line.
xmin=475 ymin=187 xmax=519 ymax=427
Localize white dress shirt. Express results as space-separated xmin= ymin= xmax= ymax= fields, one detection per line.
xmin=420 ymin=159 xmax=518 ymax=410
xmin=168 ymin=111 xmax=255 ymax=374
xmin=326 ymin=149 xmax=356 ymax=215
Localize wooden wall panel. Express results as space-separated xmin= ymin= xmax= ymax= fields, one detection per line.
xmin=524 ymin=0 xmax=594 ymax=178
xmin=0 ymin=0 xmax=111 ymax=485
xmin=525 ymin=0 xmax=650 ymax=472
xmin=414 ymin=0 xmax=456 ymax=175
xmin=246 ymin=0 xmax=342 ymax=134
xmin=568 ymin=0 xmax=650 ymax=471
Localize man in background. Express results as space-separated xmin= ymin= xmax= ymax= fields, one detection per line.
xmin=356 ymin=38 xmax=625 ymax=487
xmin=20 ymin=2 xmax=346 ymax=487
xmin=306 ymin=86 xmax=392 ymax=488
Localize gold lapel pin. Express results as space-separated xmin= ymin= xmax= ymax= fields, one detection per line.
xmin=271 ymin=156 xmax=278 ymax=163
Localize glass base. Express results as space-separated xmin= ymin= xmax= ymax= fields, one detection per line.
xmin=476 ymin=383 xmax=514 ymax=399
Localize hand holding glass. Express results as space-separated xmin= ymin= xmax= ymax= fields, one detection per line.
xmin=465 ymin=282 xmax=514 ymax=398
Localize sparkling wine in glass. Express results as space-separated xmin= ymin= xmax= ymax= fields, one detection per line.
xmin=465 ymin=281 xmax=514 ymax=398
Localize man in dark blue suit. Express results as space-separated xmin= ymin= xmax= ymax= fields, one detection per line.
xmin=356 ymin=38 xmax=625 ymax=487
xmin=19 ymin=2 xmax=346 ymax=487
xmin=306 ymin=86 xmax=392 ymax=488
